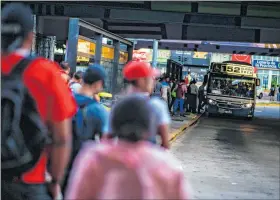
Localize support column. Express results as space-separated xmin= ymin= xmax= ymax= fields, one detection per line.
xmin=152 ymin=40 xmax=158 ymax=68
xmin=127 ymin=42 xmax=134 ymax=61
xmin=49 ymin=36 xmax=56 ymax=61
xmin=31 ymin=15 xmax=36 ymax=55
xmin=112 ymin=40 xmax=120 ymax=95
xmin=65 ymin=18 xmax=79 ymax=73
xmin=268 ymin=70 xmax=273 ymax=88
xmin=95 ymin=33 xmax=103 ymax=65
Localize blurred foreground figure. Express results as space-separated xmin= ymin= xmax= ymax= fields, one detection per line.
xmin=112 ymin=60 xmax=170 ymax=149
xmin=1 ymin=3 xmax=76 ymax=200
xmin=62 ymin=64 xmax=109 ymax=194
xmin=65 ymin=96 xmax=191 ymax=200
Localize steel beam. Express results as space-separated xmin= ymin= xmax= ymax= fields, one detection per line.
xmin=78 ymin=19 xmax=133 ymax=46
xmin=112 ymin=40 xmax=120 ymax=95
xmin=65 ymin=18 xmax=79 ymax=72
xmin=152 ymin=40 xmax=158 ymax=67
xmin=94 ymin=33 xmax=102 ymax=65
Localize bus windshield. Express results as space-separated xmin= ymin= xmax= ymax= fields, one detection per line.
xmin=207 ymin=73 xmax=255 ymax=99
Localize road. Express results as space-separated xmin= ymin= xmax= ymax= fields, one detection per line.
xmin=255 ymin=105 xmax=280 ymax=119
xmin=171 ymin=106 xmax=280 ymax=199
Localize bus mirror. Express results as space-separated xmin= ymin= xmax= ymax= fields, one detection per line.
xmin=204 ymin=74 xmax=208 ymax=83
xmin=256 ymin=78 xmax=260 ymax=86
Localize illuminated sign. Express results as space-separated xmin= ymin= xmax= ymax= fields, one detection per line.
xmin=212 ymin=63 xmax=254 ymax=77
xmin=76 ymin=37 xmax=127 ymax=63
xmin=252 ymin=60 xmax=280 ymax=69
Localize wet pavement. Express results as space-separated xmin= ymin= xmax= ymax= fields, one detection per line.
xmin=171 ymin=107 xmax=280 ymax=199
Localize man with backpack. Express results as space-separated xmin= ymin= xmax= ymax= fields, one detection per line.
xmin=1 ymin=3 xmax=77 ymax=200
xmin=172 ymin=80 xmax=187 ymax=117
xmin=65 ymin=96 xmax=191 ymax=200
xmin=62 ymin=64 xmax=109 ymax=193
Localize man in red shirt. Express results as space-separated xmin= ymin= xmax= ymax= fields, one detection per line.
xmin=1 ymin=3 xmax=77 ymax=200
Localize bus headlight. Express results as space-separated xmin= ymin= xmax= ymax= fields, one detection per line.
xmin=244 ymin=103 xmax=252 ymax=108
xmin=208 ymin=99 xmax=217 ymax=105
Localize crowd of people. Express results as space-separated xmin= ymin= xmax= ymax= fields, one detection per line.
xmin=1 ymin=3 xmax=190 ymax=200
xmin=153 ymin=73 xmax=207 ymax=116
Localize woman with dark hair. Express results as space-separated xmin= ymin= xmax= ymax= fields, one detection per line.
xmin=60 ymin=61 xmax=71 ymax=84
xmin=69 ymin=71 xmax=83 ymax=93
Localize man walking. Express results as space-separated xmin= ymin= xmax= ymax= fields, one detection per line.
xmin=110 ymin=61 xmax=171 ymax=149
xmin=1 ymin=3 xmax=77 ymax=200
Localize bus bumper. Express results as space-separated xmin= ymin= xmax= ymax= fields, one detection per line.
xmin=206 ymin=105 xmax=254 ymax=118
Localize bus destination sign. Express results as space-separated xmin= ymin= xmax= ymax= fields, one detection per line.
xmin=212 ymin=63 xmax=254 ymax=77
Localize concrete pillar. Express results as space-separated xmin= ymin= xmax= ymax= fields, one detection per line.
xmin=127 ymin=41 xmax=134 ymax=61
xmin=65 ymin=18 xmax=80 ymax=73
xmin=112 ymin=40 xmax=120 ymax=95
xmin=31 ymin=15 xmax=36 ymax=55
xmin=268 ymin=70 xmax=272 ymax=88
xmin=152 ymin=40 xmax=158 ymax=68
xmin=49 ymin=36 xmax=56 ymax=61
xmin=95 ymin=33 xmax=103 ymax=65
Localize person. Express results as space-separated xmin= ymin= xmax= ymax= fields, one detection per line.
xmin=269 ymin=85 xmax=275 ymax=102
xmin=69 ymin=71 xmax=83 ymax=93
xmin=1 ymin=3 xmax=77 ymax=200
xmin=185 ymin=71 xmax=191 ymax=86
xmin=198 ymin=82 xmax=206 ymax=114
xmin=109 ymin=60 xmax=170 ymax=149
xmin=169 ymin=78 xmax=177 ymax=112
xmin=62 ymin=64 xmax=109 ymax=194
xmin=277 ymin=85 xmax=280 ymax=102
xmin=161 ymin=76 xmax=171 ymax=103
xmin=65 ymin=96 xmax=191 ymax=200
xmin=153 ymin=77 xmax=162 ymax=98
xmin=173 ymin=80 xmax=187 ymax=117
xmin=60 ymin=61 xmax=71 ymax=84
xmin=188 ymin=79 xmax=198 ymax=113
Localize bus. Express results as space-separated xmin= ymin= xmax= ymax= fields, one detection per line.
xmin=205 ymin=61 xmax=260 ymax=119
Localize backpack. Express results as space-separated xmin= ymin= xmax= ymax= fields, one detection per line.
xmin=63 ymin=101 xmax=95 ymax=191
xmin=1 ymin=57 xmax=48 ymax=177
xmin=176 ymin=84 xmax=184 ymax=98
xmin=71 ymin=102 xmax=95 ymax=157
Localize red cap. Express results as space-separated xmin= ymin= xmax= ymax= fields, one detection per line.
xmin=123 ymin=60 xmax=160 ymax=81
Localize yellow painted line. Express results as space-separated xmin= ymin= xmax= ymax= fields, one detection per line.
xmin=169 ymin=113 xmax=203 ymax=144
xmin=256 ymin=103 xmax=280 ymax=107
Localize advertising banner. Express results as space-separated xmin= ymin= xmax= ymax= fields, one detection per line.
xmin=119 ymin=51 xmax=128 ymax=63
xmin=133 ymin=49 xmax=152 ymax=62
xmin=252 ymin=60 xmax=280 ymax=69
xmin=157 ymin=50 xmax=171 ymax=63
xmin=231 ymin=54 xmax=251 ymax=64
xmin=102 ymin=46 xmax=114 ymax=60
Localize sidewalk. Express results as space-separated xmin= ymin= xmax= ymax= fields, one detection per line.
xmin=256 ymin=99 xmax=280 ymax=106
xmin=169 ymin=113 xmax=202 ymax=142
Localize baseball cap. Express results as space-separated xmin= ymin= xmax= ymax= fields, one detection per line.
xmin=110 ymin=96 xmax=151 ymax=142
xmin=1 ymin=3 xmax=33 ymax=52
xmin=83 ymin=64 xmax=106 ymax=85
xmin=123 ymin=60 xmax=160 ymax=81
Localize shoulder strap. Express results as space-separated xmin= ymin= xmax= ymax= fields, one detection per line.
xmin=10 ymin=56 xmax=34 ymax=76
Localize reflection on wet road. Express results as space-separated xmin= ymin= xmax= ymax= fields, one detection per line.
xmin=171 ymin=114 xmax=280 ymax=199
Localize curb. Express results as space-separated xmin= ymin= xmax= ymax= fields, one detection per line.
xmin=169 ymin=113 xmax=204 ymax=144
xmin=256 ymin=103 xmax=280 ymax=107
